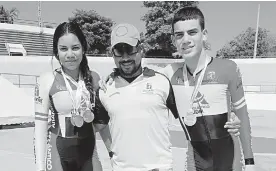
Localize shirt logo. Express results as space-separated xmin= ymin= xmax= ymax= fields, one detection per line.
xmin=142 ymin=83 xmax=154 ymax=94
xmin=176 ymin=76 xmax=184 ymax=84
xmin=192 ymin=91 xmax=210 ymax=114
xmin=205 ymin=71 xmax=218 ymax=84
xmin=34 ymin=84 xmax=43 ymax=104
xmin=56 ymin=84 xmax=67 ymax=91
xmin=236 ymin=66 xmax=243 ymax=89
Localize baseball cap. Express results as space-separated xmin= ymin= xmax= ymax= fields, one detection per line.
xmin=111 ymin=23 xmax=140 ymax=49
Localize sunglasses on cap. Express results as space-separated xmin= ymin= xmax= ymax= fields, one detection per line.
xmin=112 ymin=43 xmax=140 ymax=57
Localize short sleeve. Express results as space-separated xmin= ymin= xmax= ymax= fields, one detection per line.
xmin=93 ymin=89 xmax=110 ymax=125
xmin=35 ymin=72 xmax=54 ymax=121
xmin=91 ymin=70 xmax=101 ymax=90
xmin=166 ymin=81 xmax=179 ymax=119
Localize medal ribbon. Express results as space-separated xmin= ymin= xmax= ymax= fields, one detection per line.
xmin=183 ymin=56 xmax=209 ymax=110
xmin=61 ymin=69 xmax=83 ymax=113
xmin=61 ymin=69 xmax=95 ymax=113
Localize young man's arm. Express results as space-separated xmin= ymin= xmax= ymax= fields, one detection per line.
xmin=228 ymin=62 xmax=255 ymax=166
xmin=34 ymin=73 xmax=54 ymax=171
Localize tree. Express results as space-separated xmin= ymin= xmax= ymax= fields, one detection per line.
xmin=216 ymin=27 xmax=272 ymax=58
xmin=141 ymin=1 xmax=199 ymax=57
xmin=0 ymin=5 xmax=19 ymax=24
xmin=265 ymin=34 xmax=276 ymax=57
xmin=69 ymin=9 xmax=114 ymax=55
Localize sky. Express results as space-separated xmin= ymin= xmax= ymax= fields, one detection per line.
xmin=1 ymin=1 xmax=276 ymax=56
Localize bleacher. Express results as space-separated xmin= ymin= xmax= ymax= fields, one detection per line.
xmin=0 ymin=23 xmax=54 ymax=56
xmin=0 ymin=43 xmax=8 ymax=56
xmin=0 ymin=29 xmax=53 ymax=56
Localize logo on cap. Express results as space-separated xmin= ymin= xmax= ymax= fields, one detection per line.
xmin=116 ymin=26 xmax=128 ymax=37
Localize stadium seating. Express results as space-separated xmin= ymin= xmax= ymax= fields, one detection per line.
xmin=0 ymin=28 xmax=53 ymax=56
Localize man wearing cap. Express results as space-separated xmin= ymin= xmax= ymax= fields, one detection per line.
xmin=98 ymin=23 xmax=241 ymax=171
xmin=98 ymin=23 xmax=188 ymax=171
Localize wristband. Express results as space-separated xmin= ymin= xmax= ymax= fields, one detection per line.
xmin=245 ymin=158 xmax=255 ymax=165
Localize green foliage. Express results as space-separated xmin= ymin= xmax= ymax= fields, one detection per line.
xmin=0 ymin=5 xmax=19 ymax=24
xmin=216 ymin=27 xmax=272 ymax=58
xmin=141 ymin=1 xmax=199 ymax=57
xmin=69 ymin=9 xmax=114 ymax=55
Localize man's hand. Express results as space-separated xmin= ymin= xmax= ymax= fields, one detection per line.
xmin=98 ymin=75 xmax=114 ymax=92
xmin=224 ymin=112 xmax=241 ymax=137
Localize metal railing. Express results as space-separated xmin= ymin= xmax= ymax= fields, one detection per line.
xmin=0 ymin=73 xmax=38 ymax=88
xmin=0 ymin=72 xmax=276 ymax=93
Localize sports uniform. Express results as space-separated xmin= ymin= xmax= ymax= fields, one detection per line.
xmin=99 ymin=67 xmax=189 ymax=171
xmin=161 ymin=57 xmax=253 ymax=170
xmin=34 ymin=69 xmax=109 ymax=171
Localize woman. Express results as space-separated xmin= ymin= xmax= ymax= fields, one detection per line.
xmin=34 ymin=21 xmax=110 ymax=171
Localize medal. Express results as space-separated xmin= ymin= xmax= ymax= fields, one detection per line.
xmin=82 ymin=91 xmax=95 ymax=123
xmin=182 ymin=55 xmax=210 ymax=127
xmin=61 ymin=69 xmax=95 ymax=127
xmin=70 ymin=109 xmax=84 ymax=127
xmin=72 ymin=115 xmax=84 ymax=127
xmin=82 ymin=109 xmax=94 ymax=123
xmin=184 ymin=108 xmax=197 ymax=126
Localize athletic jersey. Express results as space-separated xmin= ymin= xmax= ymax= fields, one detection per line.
xmin=35 ymin=69 xmax=109 ymax=136
xmin=34 ymin=69 xmax=109 ymax=171
xmin=160 ymin=57 xmax=253 ymax=159
xmin=99 ymin=67 xmax=182 ymax=171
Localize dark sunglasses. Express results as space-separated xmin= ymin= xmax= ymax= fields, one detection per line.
xmin=112 ymin=43 xmax=139 ymax=57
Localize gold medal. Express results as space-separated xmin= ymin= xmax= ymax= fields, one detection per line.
xmin=82 ymin=109 xmax=94 ymax=123
xmin=184 ymin=108 xmax=197 ymax=126
xmin=73 ymin=115 xmax=84 ymax=127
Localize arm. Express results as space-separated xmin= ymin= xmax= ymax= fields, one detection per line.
xmin=93 ymin=89 xmax=112 ymax=155
xmin=91 ymin=124 xmax=103 ymax=171
xmin=97 ymin=70 xmax=117 ymax=92
xmin=98 ymin=124 xmax=113 ymax=157
xmin=164 ymin=76 xmax=191 ymax=141
xmin=228 ymin=62 xmax=254 ymax=165
xmin=34 ymin=73 xmax=53 ymax=171
xmin=91 ymin=70 xmax=110 ymax=130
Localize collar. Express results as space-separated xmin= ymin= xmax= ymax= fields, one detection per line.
xmin=186 ymin=56 xmax=213 ymax=77
xmin=113 ymin=67 xmax=156 ymax=78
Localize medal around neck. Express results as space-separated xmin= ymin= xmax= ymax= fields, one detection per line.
xmin=70 ymin=109 xmax=84 ymax=127
xmin=72 ymin=115 xmax=84 ymax=127
xmin=82 ymin=109 xmax=94 ymax=123
xmin=184 ymin=108 xmax=197 ymax=126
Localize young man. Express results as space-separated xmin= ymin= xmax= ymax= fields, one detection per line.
xmin=99 ymin=23 xmax=241 ymax=171
xmin=161 ymin=7 xmax=255 ymax=171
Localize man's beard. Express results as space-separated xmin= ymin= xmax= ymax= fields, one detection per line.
xmin=118 ymin=61 xmax=142 ymax=79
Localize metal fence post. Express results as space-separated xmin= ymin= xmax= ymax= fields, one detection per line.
xmin=18 ymin=75 xmax=20 ymax=88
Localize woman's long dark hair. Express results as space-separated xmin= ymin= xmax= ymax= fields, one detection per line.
xmin=53 ymin=21 xmax=95 ymax=104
